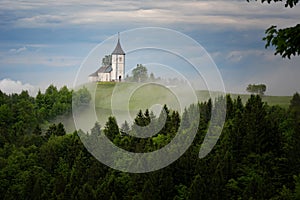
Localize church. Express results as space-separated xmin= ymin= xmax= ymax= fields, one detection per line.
xmin=88 ymin=34 xmax=125 ymax=82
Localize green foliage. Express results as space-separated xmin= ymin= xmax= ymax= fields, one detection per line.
xmin=1 ymin=85 xmax=300 ymax=199
xmin=131 ymin=64 xmax=148 ymax=82
xmin=188 ymin=175 xmax=206 ymax=200
xmin=36 ymin=85 xmax=73 ymax=120
xmin=247 ymin=0 xmax=299 ymax=59
xmin=247 ymin=0 xmax=298 ymax=8
xmin=102 ymin=55 xmax=112 ymax=66
xmin=46 ymin=123 xmax=66 ymax=138
xmin=246 ymin=84 xmax=267 ymax=95
xmin=264 ymin=24 xmax=300 ymax=59
xmin=104 ymin=116 xmax=120 ymax=141
xmin=72 ymin=86 xmax=91 ymax=107
xmin=126 ymin=64 xmax=148 ymax=82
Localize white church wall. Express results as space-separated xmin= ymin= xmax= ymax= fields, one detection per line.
xmin=88 ymin=76 xmax=98 ymax=82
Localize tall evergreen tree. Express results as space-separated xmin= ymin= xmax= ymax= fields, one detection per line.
xmin=104 ymin=116 xmax=120 ymax=141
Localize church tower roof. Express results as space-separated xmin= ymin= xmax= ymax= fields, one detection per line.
xmin=112 ymin=33 xmax=125 ymax=55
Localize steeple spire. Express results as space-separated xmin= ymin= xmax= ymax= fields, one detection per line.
xmin=112 ymin=32 xmax=125 ymax=55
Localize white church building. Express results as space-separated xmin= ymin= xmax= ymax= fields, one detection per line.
xmin=89 ymin=34 xmax=125 ymax=82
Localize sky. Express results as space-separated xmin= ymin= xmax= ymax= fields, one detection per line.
xmin=0 ymin=0 xmax=299 ymax=96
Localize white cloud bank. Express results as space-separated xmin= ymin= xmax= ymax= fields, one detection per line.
xmin=0 ymin=78 xmax=37 ymax=96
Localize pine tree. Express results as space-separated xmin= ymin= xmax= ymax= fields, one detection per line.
xmin=91 ymin=122 xmax=101 ymax=137
xmin=188 ymin=174 xmax=206 ymax=200
xmin=288 ymin=93 xmax=300 ymax=175
xmin=56 ymin=123 xmax=66 ymax=136
xmin=120 ymin=120 xmax=130 ymax=136
xmin=104 ymin=116 xmax=119 ymax=141
xmin=243 ymin=95 xmax=267 ymax=154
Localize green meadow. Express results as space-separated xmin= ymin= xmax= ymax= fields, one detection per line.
xmin=89 ymin=82 xmax=292 ymax=126
xmin=94 ymin=82 xmax=292 ymax=110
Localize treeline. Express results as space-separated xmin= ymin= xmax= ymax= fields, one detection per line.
xmin=125 ymin=64 xmax=186 ymax=85
xmin=125 ymin=64 xmax=162 ymax=83
xmin=0 ymin=85 xmax=90 ymax=146
xmin=0 ymin=86 xmax=300 ymax=199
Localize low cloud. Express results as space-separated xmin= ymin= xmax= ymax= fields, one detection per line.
xmin=0 ymin=54 xmax=81 ymax=67
xmin=0 ymin=78 xmax=37 ymax=96
xmin=9 ymin=46 xmax=27 ymax=53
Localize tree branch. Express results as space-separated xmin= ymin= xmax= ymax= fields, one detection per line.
xmin=247 ymin=0 xmax=299 ymax=8
xmin=263 ymin=24 xmax=300 ymax=59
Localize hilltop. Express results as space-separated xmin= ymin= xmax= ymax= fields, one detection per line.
xmin=94 ymin=82 xmax=292 ymax=109
xmin=87 ymin=82 xmax=292 ymax=126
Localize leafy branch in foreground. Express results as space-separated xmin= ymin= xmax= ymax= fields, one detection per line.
xmin=247 ymin=0 xmax=298 ymax=8
xmin=247 ymin=0 xmax=299 ymax=59
xmin=263 ymin=25 xmax=300 ymax=59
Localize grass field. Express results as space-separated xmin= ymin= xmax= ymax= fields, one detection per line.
xmin=95 ymin=82 xmax=182 ymax=111
xmin=230 ymin=93 xmax=292 ymax=109
xmin=195 ymin=90 xmax=292 ymax=109
xmin=86 ymin=82 xmax=292 ymax=126
xmin=94 ymin=82 xmax=292 ymax=109
xmin=66 ymin=82 xmax=293 ymax=130
xmin=93 ymin=82 xmax=182 ymax=125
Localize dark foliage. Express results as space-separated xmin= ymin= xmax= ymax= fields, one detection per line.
xmin=1 ymin=86 xmax=300 ymax=199
xmin=247 ymin=0 xmax=299 ymax=59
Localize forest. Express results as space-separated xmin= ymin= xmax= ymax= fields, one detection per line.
xmin=0 ymin=84 xmax=300 ymax=200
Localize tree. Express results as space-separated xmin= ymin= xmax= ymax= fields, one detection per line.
xmin=102 ymin=55 xmax=112 ymax=66
xmin=91 ymin=122 xmax=101 ymax=137
xmin=32 ymin=125 xmax=42 ymax=135
xmin=132 ymin=64 xmax=148 ymax=82
xmin=264 ymin=24 xmax=300 ymax=59
xmin=287 ymin=93 xmax=300 ymax=174
xmin=188 ymin=174 xmax=206 ymax=200
xmin=246 ymin=84 xmax=266 ymax=95
xmin=247 ymin=0 xmax=299 ymax=59
xmin=248 ymin=0 xmax=298 ymax=8
xmin=45 ymin=123 xmax=66 ymax=138
xmin=243 ymin=95 xmax=268 ymax=154
xmin=104 ymin=116 xmax=120 ymax=141
xmin=56 ymin=122 xmax=66 ymax=136
xmin=149 ymin=72 xmax=155 ymax=81
xmin=72 ymin=86 xmax=91 ymax=107
xmin=120 ymin=120 xmax=130 ymax=135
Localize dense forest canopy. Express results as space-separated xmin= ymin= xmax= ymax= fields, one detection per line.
xmin=0 ymin=85 xmax=300 ymax=199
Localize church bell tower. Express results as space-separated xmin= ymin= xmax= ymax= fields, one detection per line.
xmin=111 ymin=33 xmax=125 ymax=82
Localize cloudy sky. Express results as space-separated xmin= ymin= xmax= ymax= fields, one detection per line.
xmin=0 ymin=0 xmax=299 ymax=95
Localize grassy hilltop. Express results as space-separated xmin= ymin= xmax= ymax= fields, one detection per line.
xmin=94 ymin=82 xmax=180 ymax=111
xmin=89 ymin=82 xmax=292 ymax=126
xmin=95 ymin=82 xmax=292 ymax=109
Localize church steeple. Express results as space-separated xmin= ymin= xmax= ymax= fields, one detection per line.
xmin=112 ymin=32 xmax=125 ymax=55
